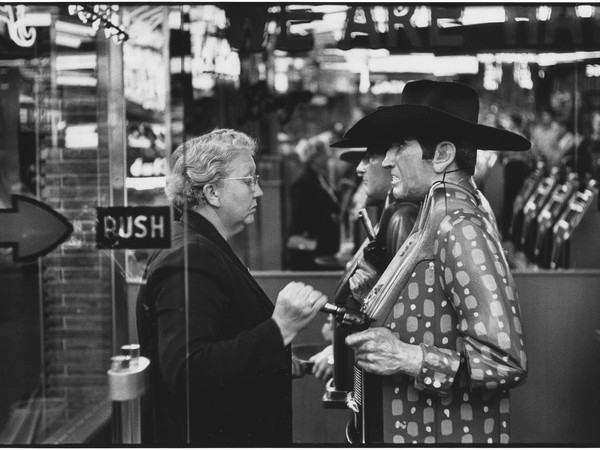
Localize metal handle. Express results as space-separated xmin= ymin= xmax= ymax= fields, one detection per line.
xmin=320 ymin=303 xmax=373 ymax=331
xmin=108 ymin=344 xmax=150 ymax=444
xmin=358 ymin=209 xmax=376 ymax=241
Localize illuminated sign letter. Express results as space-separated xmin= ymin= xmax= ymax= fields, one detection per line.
xmin=505 ymin=6 xmax=538 ymax=46
xmin=340 ymin=6 xmax=382 ymax=49
xmin=387 ymin=6 xmax=423 ymax=49
xmin=429 ymin=7 xmax=464 ymax=47
xmin=544 ymin=7 xmax=584 ymax=47
xmin=277 ymin=6 xmax=316 ymax=51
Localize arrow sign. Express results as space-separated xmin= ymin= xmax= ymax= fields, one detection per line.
xmin=0 ymin=195 xmax=73 ymax=262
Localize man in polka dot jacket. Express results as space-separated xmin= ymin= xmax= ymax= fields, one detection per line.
xmin=342 ymin=80 xmax=530 ymax=444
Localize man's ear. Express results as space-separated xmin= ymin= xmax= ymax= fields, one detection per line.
xmin=432 ymin=141 xmax=456 ymax=173
xmin=202 ymin=184 xmax=220 ymax=208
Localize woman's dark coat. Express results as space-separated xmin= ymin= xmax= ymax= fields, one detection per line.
xmin=136 ymin=210 xmax=291 ymax=445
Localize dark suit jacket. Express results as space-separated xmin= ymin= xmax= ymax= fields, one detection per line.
xmin=136 ymin=210 xmax=291 ymax=445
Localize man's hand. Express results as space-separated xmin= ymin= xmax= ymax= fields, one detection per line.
xmin=345 ymin=327 xmax=423 ymax=377
xmin=309 ymin=344 xmax=334 ymax=380
xmin=348 ymin=260 xmax=378 ymax=300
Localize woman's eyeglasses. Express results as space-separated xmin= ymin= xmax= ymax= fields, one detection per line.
xmin=221 ymin=174 xmax=260 ymax=190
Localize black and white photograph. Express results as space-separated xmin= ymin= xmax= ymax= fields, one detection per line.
xmin=0 ymin=2 xmax=599 ymax=446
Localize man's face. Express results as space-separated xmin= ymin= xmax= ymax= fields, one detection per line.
xmin=356 ymin=152 xmax=391 ymax=204
xmin=382 ymin=139 xmax=435 ymax=202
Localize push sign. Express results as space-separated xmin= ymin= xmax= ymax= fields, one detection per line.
xmin=96 ymin=206 xmax=171 ymax=249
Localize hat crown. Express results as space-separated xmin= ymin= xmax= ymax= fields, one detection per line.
xmin=339 ymin=79 xmax=531 ymax=152
xmin=402 ymin=80 xmax=479 ymax=123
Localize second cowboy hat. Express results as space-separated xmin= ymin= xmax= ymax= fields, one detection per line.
xmin=341 ymin=79 xmax=531 ymax=152
xmin=334 ymin=142 xmax=391 ymax=166
xmin=338 ymin=148 xmax=365 ymax=166
xmin=331 ymin=137 xmax=391 ymax=166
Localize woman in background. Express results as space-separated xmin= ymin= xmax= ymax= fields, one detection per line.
xmin=286 ymin=137 xmax=341 ymax=270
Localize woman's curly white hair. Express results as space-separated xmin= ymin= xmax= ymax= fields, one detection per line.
xmin=165 ymin=129 xmax=257 ymax=210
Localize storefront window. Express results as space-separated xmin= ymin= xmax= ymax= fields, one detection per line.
xmin=0 ymin=5 xmax=126 ymax=443
xmin=121 ymin=6 xmax=170 ymax=281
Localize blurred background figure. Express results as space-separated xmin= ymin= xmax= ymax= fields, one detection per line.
xmin=553 ymin=117 xmax=579 ymax=168
xmin=530 ymin=108 xmax=560 ymax=166
xmin=575 ymin=109 xmax=600 ymax=180
xmin=558 ymin=116 xmax=591 ymax=180
xmin=501 ymin=112 xmax=534 ymax=236
xmin=285 ymin=137 xmax=341 ymax=270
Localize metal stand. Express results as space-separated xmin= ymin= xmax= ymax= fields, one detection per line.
xmin=107 ymin=344 xmax=150 ymax=445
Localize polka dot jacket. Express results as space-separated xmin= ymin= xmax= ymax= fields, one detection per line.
xmin=361 ymin=180 xmax=527 ymax=444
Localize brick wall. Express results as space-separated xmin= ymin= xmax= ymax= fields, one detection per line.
xmin=39 ymin=71 xmax=113 ymax=426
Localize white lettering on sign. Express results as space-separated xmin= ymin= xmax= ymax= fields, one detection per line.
xmin=335 ymin=5 xmax=600 ymax=51
xmin=150 ymin=215 xmax=165 ymax=238
xmin=103 ymin=214 xmax=165 ymax=240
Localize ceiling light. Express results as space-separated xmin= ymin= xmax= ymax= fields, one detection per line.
xmin=23 ymin=12 xmax=51 ymax=27
xmin=55 ymin=33 xmax=83 ymax=48
xmin=55 ymin=19 xmax=96 ymax=37
xmin=56 ymin=54 xmax=97 ymax=71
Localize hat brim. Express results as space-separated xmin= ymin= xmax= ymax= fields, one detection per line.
xmin=331 ymin=138 xmax=365 ymax=148
xmin=331 ymin=138 xmax=391 ymax=156
xmin=339 ymin=149 xmax=366 ymax=165
xmin=344 ymin=105 xmax=531 ymax=152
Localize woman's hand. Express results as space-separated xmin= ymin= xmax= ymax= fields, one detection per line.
xmin=272 ymin=282 xmax=328 ymax=345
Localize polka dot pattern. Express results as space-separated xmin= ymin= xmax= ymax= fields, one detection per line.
xmin=376 ymin=183 xmax=526 ymax=444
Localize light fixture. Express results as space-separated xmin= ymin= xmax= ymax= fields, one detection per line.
xmin=68 ymin=4 xmax=128 ymax=44
xmin=55 ymin=33 xmax=83 ymax=48
xmin=125 ymin=177 xmax=166 ymax=191
xmin=56 ymin=74 xmax=98 ymax=87
xmin=23 ymin=12 xmax=51 ymax=27
xmin=513 ymin=62 xmax=533 ymax=90
xmin=483 ymin=62 xmax=502 ymax=91
xmin=575 ymin=5 xmax=595 ymax=18
xmin=586 ymin=64 xmax=600 ymax=77
xmin=537 ymin=6 xmax=552 ymax=22
xmin=56 ymin=53 xmax=97 ymax=71
xmin=64 ymin=124 xmax=99 ymax=149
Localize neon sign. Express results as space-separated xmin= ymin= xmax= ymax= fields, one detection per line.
xmin=226 ymin=5 xmax=600 ymax=54
xmin=0 ymin=6 xmax=36 ymax=47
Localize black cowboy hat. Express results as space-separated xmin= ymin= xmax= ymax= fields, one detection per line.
xmin=332 ymin=140 xmax=391 ymax=166
xmin=342 ymin=79 xmax=531 ymax=152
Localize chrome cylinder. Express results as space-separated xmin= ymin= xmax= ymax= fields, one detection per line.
xmin=108 ymin=344 xmax=150 ymax=444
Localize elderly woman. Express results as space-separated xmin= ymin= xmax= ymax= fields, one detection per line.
xmin=136 ymin=129 xmax=327 ymax=445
